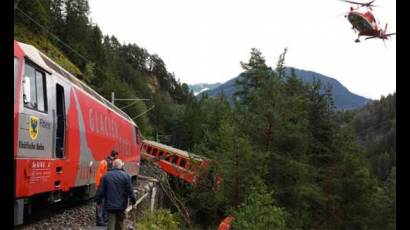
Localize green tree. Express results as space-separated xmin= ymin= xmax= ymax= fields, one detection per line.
xmin=234 ymin=48 xmax=273 ymax=104
xmin=367 ymin=167 xmax=396 ymax=230
xmin=62 ymin=0 xmax=91 ymax=71
xmin=15 ymin=0 xmax=50 ymax=34
xmin=230 ymin=180 xmax=286 ymax=230
xmin=336 ymin=127 xmax=378 ymax=229
xmin=185 ymin=112 xmax=269 ymax=228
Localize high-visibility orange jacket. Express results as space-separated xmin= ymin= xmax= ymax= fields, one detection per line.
xmin=95 ymin=159 xmax=108 ymax=188
xmin=218 ymin=216 xmax=234 ymax=230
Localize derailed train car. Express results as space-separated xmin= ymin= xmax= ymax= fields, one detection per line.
xmin=142 ymin=139 xmax=222 ymax=188
xmin=14 ymin=40 xmax=142 ymax=225
xmin=142 ymin=139 xmax=209 ymax=184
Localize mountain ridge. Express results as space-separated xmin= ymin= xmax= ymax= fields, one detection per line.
xmin=195 ymin=67 xmax=372 ymax=110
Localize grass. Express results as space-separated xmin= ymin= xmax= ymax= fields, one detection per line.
xmin=14 ymin=24 xmax=82 ymax=77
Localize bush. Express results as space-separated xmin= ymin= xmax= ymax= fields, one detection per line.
xmin=136 ymin=209 xmax=180 ymax=230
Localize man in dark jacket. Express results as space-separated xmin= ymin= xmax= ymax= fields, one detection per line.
xmin=95 ymin=150 xmax=119 ymax=226
xmin=106 ymin=150 xmax=119 ymax=170
xmin=95 ymin=159 xmax=136 ymax=230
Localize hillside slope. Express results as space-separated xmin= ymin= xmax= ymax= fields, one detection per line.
xmin=199 ymin=67 xmax=372 ymax=110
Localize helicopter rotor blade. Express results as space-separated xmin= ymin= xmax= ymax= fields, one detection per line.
xmin=336 ymin=0 xmax=377 ymax=7
xmin=364 ymin=36 xmax=379 ymax=40
xmin=383 ymin=39 xmax=387 ymax=49
xmin=384 ymin=33 xmax=396 ymax=37
xmin=336 ymin=0 xmax=364 ymax=5
xmin=365 ymin=33 xmax=395 ymax=41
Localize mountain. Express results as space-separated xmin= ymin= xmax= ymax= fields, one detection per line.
xmin=188 ymin=83 xmax=222 ymax=96
xmin=198 ymin=67 xmax=372 ymax=110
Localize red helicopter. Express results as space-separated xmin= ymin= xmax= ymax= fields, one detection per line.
xmin=339 ymin=0 xmax=396 ymax=43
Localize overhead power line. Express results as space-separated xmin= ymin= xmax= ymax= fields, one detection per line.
xmin=15 ymin=7 xmax=154 ymax=121
xmin=15 ymin=7 xmax=97 ymax=74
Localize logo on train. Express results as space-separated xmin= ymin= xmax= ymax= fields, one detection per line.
xmin=29 ymin=116 xmax=39 ymax=140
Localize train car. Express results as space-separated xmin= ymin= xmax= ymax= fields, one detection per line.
xmin=141 ymin=140 xmax=209 ymax=184
xmin=14 ymin=40 xmax=142 ymax=225
xmin=142 ymin=139 xmax=222 ymax=189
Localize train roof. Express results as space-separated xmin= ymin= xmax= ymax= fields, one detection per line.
xmin=17 ymin=41 xmax=137 ymax=127
xmin=143 ymin=139 xmax=206 ymax=160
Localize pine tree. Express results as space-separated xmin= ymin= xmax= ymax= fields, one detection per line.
xmin=234 ymin=48 xmax=273 ymax=104
xmin=230 ymin=180 xmax=286 ymax=230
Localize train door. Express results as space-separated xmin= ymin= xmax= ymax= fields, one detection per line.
xmin=51 ymin=80 xmax=69 ymax=196
xmin=55 ymin=84 xmax=66 ymax=159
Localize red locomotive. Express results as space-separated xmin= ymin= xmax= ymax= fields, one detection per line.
xmin=14 ymin=40 xmax=143 ymax=225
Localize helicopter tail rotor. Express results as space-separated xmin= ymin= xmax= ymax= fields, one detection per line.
xmin=381 ymin=24 xmax=396 ymax=39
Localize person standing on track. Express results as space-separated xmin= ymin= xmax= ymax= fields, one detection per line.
xmin=95 ymin=159 xmax=137 ymax=230
xmin=95 ymin=150 xmax=119 ymax=226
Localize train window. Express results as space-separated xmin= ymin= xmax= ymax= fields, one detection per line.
xmin=152 ymin=148 xmax=158 ymax=156
xmin=165 ymin=156 xmax=172 ymax=162
xmin=179 ymin=159 xmax=187 ymax=168
xmin=158 ymin=150 xmax=164 ymax=158
xmin=23 ymin=62 xmax=47 ymax=112
xmin=134 ymin=126 xmax=140 ymax=144
xmin=36 ymin=70 xmax=46 ymax=111
xmin=172 ymin=157 xmax=179 ymax=165
xmin=23 ymin=64 xmax=36 ymax=108
xmin=147 ymin=146 xmax=152 ymax=154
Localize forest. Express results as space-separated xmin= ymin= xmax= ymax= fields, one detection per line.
xmin=14 ymin=0 xmax=395 ymax=229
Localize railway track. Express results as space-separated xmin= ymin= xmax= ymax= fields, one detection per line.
xmin=15 ymin=186 xmax=147 ymax=230
xmin=16 ymin=165 xmax=164 ymax=230
xmin=15 ymin=199 xmax=98 ymax=230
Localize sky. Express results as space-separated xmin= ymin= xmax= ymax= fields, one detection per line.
xmin=88 ymin=0 xmax=396 ymax=100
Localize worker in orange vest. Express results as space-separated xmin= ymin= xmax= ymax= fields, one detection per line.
xmin=218 ymin=216 xmax=234 ymax=230
xmin=95 ymin=150 xmax=119 ymax=226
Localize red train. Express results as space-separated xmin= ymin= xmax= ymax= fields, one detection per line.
xmin=142 ymin=140 xmax=221 ymax=187
xmin=14 ymin=40 xmax=143 ymax=225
